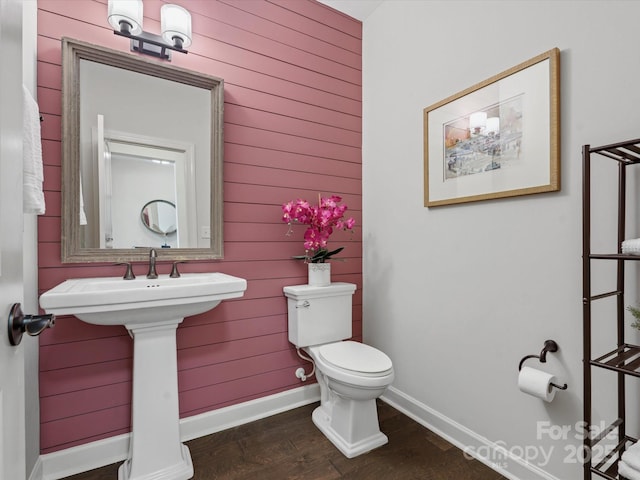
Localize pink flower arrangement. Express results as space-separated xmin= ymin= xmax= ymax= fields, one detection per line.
xmin=282 ymin=194 xmax=355 ymax=263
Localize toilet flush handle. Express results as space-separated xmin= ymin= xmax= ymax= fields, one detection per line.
xmin=296 ymin=301 xmax=310 ymax=309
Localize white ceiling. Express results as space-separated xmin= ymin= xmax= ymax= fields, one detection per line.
xmin=316 ymin=0 xmax=384 ymax=21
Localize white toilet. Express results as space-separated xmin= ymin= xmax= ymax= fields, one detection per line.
xmin=284 ymin=282 xmax=394 ymax=458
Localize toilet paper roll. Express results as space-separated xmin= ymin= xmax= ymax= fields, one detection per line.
xmin=518 ymin=366 xmax=558 ymax=402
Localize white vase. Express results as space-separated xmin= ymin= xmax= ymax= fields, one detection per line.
xmin=308 ymin=263 xmax=331 ymax=286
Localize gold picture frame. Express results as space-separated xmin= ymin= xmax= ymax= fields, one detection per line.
xmin=424 ymin=48 xmax=560 ymax=207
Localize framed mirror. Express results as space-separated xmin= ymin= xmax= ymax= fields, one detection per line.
xmin=61 ymin=38 xmax=224 ymax=262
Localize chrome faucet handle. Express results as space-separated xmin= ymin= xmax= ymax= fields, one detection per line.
xmin=170 ymin=261 xmax=186 ymax=278
xmin=147 ymin=249 xmax=158 ymax=279
xmin=116 ymin=262 xmax=135 ymax=280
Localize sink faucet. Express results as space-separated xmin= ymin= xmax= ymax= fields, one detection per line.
xmin=147 ymin=248 xmax=158 ymax=279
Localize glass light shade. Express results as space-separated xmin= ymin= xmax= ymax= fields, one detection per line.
xmin=107 ymin=0 xmax=143 ymax=36
xmin=161 ymin=4 xmax=192 ymax=49
xmin=486 ymin=117 xmax=500 ymax=135
xmin=469 ymin=112 xmax=487 ymax=130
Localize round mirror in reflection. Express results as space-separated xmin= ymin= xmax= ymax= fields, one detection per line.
xmin=141 ymin=200 xmax=177 ymax=235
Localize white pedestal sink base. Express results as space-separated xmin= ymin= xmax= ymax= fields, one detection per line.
xmin=118 ymin=444 xmax=193 ymax=480
xmin=38 ymin=272 xmax=248 ymax=480
xmin=118 ymin=319 xmax=193 ymax=480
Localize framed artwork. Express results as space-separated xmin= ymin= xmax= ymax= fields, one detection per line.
xmin=424 ymin=48 xmax=560 ymax=207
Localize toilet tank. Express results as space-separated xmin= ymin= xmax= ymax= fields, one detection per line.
xmin=284 ymin=282 xmax=357 ymax=347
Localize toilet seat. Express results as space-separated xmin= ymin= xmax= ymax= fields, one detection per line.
xmin=307 ymin=341 xmax=394 ymax=388
xmin=319 ymin=341 xmax=392 ymax=376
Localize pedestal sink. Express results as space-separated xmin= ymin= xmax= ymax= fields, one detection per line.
xmin=40 ymin=272 xmax=247 ymax=480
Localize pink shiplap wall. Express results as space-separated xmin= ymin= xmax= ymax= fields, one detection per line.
xmin=37 ymin=0 xmax=362 ymax=454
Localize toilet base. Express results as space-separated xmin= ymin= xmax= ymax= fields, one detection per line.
xmin=311 ymin=405 xmax=388 ymax=458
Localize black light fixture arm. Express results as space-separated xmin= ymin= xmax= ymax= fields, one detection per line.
xmin=118 ymin=19 xmax=133 ymax=36
xmin=114 ymin=25 xmax=187 ymax=60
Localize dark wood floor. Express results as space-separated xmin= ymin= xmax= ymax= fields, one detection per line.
xmin=65 ymin=400 xmax=507 ymax=479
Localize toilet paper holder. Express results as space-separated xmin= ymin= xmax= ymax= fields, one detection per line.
xmin=518 ymin=339 xmax=567 ymax=391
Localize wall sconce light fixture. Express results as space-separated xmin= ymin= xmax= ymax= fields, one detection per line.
xmin=107 ymin=0 xmax=192 ymax=60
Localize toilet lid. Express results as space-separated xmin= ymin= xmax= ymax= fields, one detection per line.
xmin=318 ymin=341 xmax=392 ymax=374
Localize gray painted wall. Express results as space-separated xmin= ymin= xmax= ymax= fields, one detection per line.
xmin=363 ymin=2 xmax=640 ymax=479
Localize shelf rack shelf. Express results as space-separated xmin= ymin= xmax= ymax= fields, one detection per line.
xmin=583 ymin=138 xmax=640 ymax=480
xmin=592 ymin=345 xmax=640 ymax=377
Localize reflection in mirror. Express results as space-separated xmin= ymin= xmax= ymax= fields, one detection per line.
xmin=141 ymin=200 xmax=177 ymax=245
xmin=91 ymin=122 xmax=197 ymax=249
xmin=62 ymin=38 xmax=224 ymax=262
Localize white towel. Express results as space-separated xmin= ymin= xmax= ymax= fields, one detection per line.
xmin=622 ymin=238 xmax=640 ymax=255
xmin=619 ymin=459 xmax=640 ymax=480
xmin=622 ymin=441 xmax=640 ymax=472
xmin=22 ymin=85 xmax=45 ymax=215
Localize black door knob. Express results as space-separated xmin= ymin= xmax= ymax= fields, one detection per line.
xmin=7 ymin=303 xmax=55 ymax=346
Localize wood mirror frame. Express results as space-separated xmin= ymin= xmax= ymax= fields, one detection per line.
xmin=61 ymin=38 xmax=224 ymax=263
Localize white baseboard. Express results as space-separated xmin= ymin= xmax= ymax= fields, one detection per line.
xmin=36 ymin=384 xmax=320 ymax=480
xmin=39 ymin=433 xmax=129 ymax=480
xmin=380 ymin=386 xmax=561 ymax=480
xmin=180 ymin=384 xmax=320 ymax=442
xmin=27 ymin=457 xmax=42 ymax=480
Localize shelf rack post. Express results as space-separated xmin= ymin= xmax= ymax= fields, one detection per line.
xmin=582 ymin=138 xmax=640 ymax=480
xmin=582 ymin=143 xmax=592 ymax=480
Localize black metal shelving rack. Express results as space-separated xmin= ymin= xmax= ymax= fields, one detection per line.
xmin=583 ymin=138 xmax=640 ymax=480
